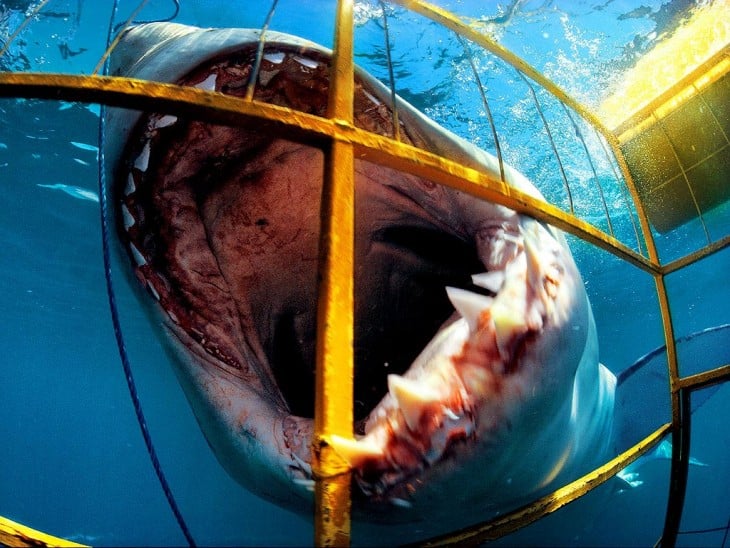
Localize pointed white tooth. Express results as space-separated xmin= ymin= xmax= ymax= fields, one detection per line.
xmin=491 ymin=303 xmax=528 ymax=362
xmin=151 ymin=114 xmax=177 ymax=129
xmin=121 ymin=203 xmax=135 ymax=230
xmin=133 ymin=140 xmax=150 ymax=172
xmin=443 ymin=407 xmax=460 ymax=421
xmin=523 ymin=232 xmax=543 ymax=274
xmin=292 ymin=478 xmax=315 ymax=492
xmin=471 ymin=271 xmax=505 ymax=293
xmin=263 ymin=52 xmax=285 ymax=64
xmin=292 ymin=55 xmax=319 ymax=69
xmin=388 ymin=374 xmax=440 ymax=432
xmin=291 ymin=452 xmax=311 ymax=475
xmin=389 ymin=497 xmax=413 ymax=508
xmin=147 ymin=280 xmax=160 ymax=301
xmin=445 ymin=286 xmax=493 ymax=332
xmin=329 ymin=434 xmax=382 ymax=468
xmin=522 ymin=232 xmax=552 ymax=304
xmin=362 ymin=88 xmax=381 ymax=106
xmin=125 ymin=172 xmax=136 ymax=196
xmin=129 ymin=242 xmax=147 ymax=267
xmin=194 ymin=73 xmax=217 ymax=91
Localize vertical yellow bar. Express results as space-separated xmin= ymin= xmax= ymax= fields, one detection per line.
xmin=313 ymin=0 xmax=355 ymax=546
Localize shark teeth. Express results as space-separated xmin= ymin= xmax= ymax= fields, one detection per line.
xmin=445 ymin=286 xmax=493 ymax=332
xmin=150 ymin=114 xmax=177 ymax=129
xmin=471 ymin=271 xmax=505 ymax=293
xmin=491 ymin=302 xmax=529 ymax=362
xmin=292 ymin=478 xmax=315 ymax=492
xmin=263 ymin=51 xmax=285 ymax=64
xmin=124 ymin=172 xmax=136 ymax=196
xmin=388 ymin=374 xmax=441 ymax=431
xmin=292 ymin=55 xmax=320 ymax=69
xmin=389 ymin=497 xmax=413 ymax=508
xmin=129 ymin=242 xmax=147 ymax=267
xmin=121 ymin=203 xmax=135 ymax=230
xmin=194 ymin=72 xmax=218 ymax=91
xmin=523 ymin=231 xmax=545 ymax=287
xmin=329 ymin=434 xmax=383 ymax=468
xmin=133 ymin=140 xmax=151 ymax=172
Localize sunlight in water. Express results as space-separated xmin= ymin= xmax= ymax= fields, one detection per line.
xmin=598 ymin=0 xmax=730 ymax=130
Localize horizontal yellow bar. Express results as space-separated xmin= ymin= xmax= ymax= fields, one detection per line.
xmin=350 ymin=125 xmax=655 ymax=274
xmin=677 ymin=364 xmax=730 ymax=392
xmin=0 ymin=72 xmax=657 ymax=274
xmin=419 ymin=423 xmax=672 ymax=546
xmin=0 ymin=515 xmax=88 ymax=548
xmin=390 ymin=0 xmax=662 ymax=270
xmin=662 ymin=234 xmax=730 ymax=275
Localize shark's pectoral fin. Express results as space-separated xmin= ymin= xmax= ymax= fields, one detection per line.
xmin=615 ymin=471 xmax=643 ymax=492
xmin=614 ymin=439 xmax=709 ymax=495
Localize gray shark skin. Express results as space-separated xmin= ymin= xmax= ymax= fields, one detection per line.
xmin=106 ymin=22 xmax=616 ymax=534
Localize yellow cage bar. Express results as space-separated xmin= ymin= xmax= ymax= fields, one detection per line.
xmin=312 ymin=0 xmax=356 ymax=544
xmin=0 ymin=515 xmax=88 ymax=548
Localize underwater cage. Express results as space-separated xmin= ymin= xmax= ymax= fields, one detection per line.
xmin=1 ymin=0 xmax=729 ymax=546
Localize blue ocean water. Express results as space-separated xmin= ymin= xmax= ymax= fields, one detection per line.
xmin=1 ymin=1 xmax=728 ymax=546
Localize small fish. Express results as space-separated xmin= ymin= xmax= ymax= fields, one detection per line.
xmin=70 ymin=141 xmax=99 ymax=155
xmin=618 ymin=6 xmax=653 ymax=21
xmin=37 ymin=183 xmax=99 ymax=203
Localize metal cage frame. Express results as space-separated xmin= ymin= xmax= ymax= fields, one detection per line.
xmin=1 ymin=0 xmax=729 ymax=546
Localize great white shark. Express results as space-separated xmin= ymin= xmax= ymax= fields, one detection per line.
xmin=105 ymin=22 xmax=618 ymax=533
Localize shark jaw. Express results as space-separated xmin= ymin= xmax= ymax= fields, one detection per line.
xmin=112 ymin=23 xmax=599 ymax=528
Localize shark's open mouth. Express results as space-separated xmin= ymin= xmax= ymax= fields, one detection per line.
xmin=115 ymin=29 xmax=592 ymax=516
xmin=119 ymin=43 xmax=492 ymax=423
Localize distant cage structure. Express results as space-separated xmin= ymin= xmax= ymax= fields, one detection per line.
xmin=0 ymin=0 xmax=729 ymax=546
